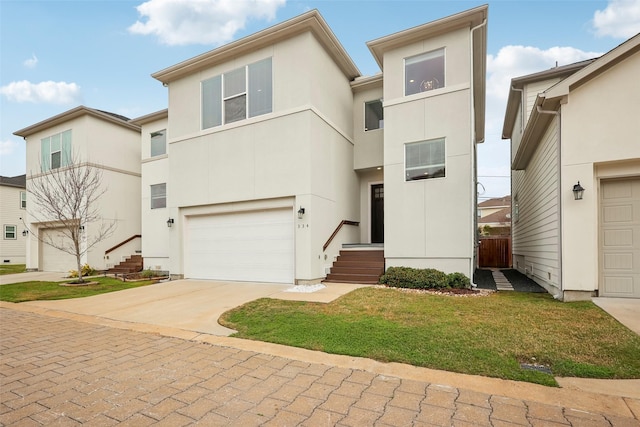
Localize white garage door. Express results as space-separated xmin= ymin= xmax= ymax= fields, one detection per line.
xmin=185 ymin=208 xmax=294 ymax=283
xmin=41 ymin=228 xmax=77 ymax=272
xmin=600 ymin=178 xmax=640 ymax=298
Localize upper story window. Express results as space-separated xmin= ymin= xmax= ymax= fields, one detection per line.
xmin=150 ymin=183 xmax=166 ymax=209
xmin=20 ymin=191 xmax=26 ymax=209
xmin=150 ymin=129 xmax=167 ymax=157
xmin=202 ymin=57 xmax=272 ymax=130
xmin=405 ymin=49 xmax=445 ymax=96
xmin=405 ymin=138 xmax=445 ymax=181
xmin=364 ymin=100 xmax=384 ymax=131
xmin=41 ymin=130 xmax=71 ymax=171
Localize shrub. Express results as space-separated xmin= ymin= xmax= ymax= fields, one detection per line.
xmin=140 ymin=269 xmax=161 ymax=278
xmin=447 ymin=272 xmax=471 ymax=289
xmin=379 ymin=266 xmax=449 ymax=289
xmin=68 ymin=263 xmax=96 ymax=278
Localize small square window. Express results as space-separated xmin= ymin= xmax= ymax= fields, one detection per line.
xmin=20 ymin=191 xmax=26 ymax=209
xmin=405 ymin=138 xmax=445 ymax=181
xmin=4 ymin=225 xmax=17 ymax=240
xmin=150 ymin=183 xmax=166 ymax=209
xmin=405 ymin=49 xmax=445 ymax=96
xmin=150 ymin=130 xmax=166 ymax=157
xmin=364 ymin=100 xmax=383 ymax=131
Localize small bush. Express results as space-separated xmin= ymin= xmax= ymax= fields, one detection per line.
xmin=379 ymin=267 xmax=471 ymax=290
xmin=68 ymin=263 xmax=96 ymax=278
xmin=447 ymin=272 xmax=471 ymax=289
xmin=140 ymin=269 xmax=162 ymax=278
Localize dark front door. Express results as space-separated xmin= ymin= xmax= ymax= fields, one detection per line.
xmin=371 ymin=184 xmax=384 ymax=243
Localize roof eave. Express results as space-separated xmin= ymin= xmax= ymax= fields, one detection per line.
xmin=131 ymin=109 xmax=169 ymax=126
xmin=152 ymin=10 xmax=360 ymax=84
xmin=14 ymin=106 xmax=140 ymax=138
xmin=512 ymin=95 xmax=560 ymax=170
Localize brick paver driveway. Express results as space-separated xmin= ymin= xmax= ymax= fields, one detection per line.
xmin=1 ymin=306 xmax=638 ymax=426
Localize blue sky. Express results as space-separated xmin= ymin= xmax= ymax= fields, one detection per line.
xmin=1 ymin=0 xmax=639 ymax=200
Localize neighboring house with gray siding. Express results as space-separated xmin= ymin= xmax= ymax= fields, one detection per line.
xmin=503 ymin=34 xmax=640 ymax=300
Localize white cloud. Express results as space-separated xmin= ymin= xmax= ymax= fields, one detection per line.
xmin=23 ymin=54 xmax=38 ymax=69
xmin=0 ymin=80 xmax=81 ymax=104
xmin=0 ymin=139 xmax=19 ymax=156
xmin=593 ymin=0 xmax=640 ymax=38
xmin=129 ymin=0 xmax=287 ymax=46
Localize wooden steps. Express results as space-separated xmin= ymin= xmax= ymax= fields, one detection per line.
xmin=324 ymin=250 xmax=384 ymax=284
xmin=107 ymin=255 xmax=143 ymax=274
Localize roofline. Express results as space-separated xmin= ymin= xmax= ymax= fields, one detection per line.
xmin=131 ymin=109 xmax=168 ymax=126
xmin=13 ymin=106 xmax=140 ymax=138
xmin=501 ymin=60 xmax=594 ymax=139
xmin=366 ymin=5 xmax=488 ymax=69
xmin=350 ymin=73 xmax=383 ymax=91
xmin=152 ymin=10 xmax=361 ymax=84
xmin=545 ymin=33 xmax=640 ymax=99
xmin=0 ymin=174 xmax=26 ymax=189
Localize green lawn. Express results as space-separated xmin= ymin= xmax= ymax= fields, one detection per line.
xmin=220 ymin=288 xmax=640 ymax=386
xmin=0 ymin=276 xmax=157 ymax=303
xmin=0 ymin=264 xmax=26 ymax=275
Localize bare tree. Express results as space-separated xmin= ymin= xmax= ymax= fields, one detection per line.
xmin=27 ymin=158 xmax=116 ymax=282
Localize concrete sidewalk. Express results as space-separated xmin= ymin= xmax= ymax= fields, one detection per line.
xmin=1 ymin=303 xmax=639 ymax=426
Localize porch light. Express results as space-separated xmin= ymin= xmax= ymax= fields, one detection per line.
xmin=22 ymin=230 xmax=28 ymax=237
xmin=79 ymin=225 xmax=85 ymax=232
xmin=572 ymin=181 xmax=585 ymax=200
xmin=297 ymin=207 xmax=305 ymax=219
xmin=167 ymin=218 xmax=174 ymax=228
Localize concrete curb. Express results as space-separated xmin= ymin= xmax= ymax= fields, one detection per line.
xmin=2 ymin=300 xmax=638 ymax=421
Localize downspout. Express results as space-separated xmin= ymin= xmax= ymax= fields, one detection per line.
xmin=536 ymin=102 xmax=562 ymax=299
xmin=469 ymin=18 xmax=487 ymax=284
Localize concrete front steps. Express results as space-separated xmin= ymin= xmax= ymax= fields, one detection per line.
xmin=107 ymin=254 xmax=143 ymax=274
xmin=323 ymin=249 xmax=384 ymax=284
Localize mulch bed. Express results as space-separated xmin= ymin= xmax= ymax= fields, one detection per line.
xmin=473 ymin=268 xmax=548 ymax=293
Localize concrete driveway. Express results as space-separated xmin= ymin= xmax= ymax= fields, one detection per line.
xmin=0 ymin=270 xmax=71 ymax=285
xmin=20 ymin=279 xmax=368 ymax=336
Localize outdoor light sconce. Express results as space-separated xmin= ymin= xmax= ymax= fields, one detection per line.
xmin=167 ymin=218 xmax=174 ymax=228
xmin=22 ymin=230 xmax=28 ymax=237
xmin=572 ymin=181 xmax=585 ymax=200
xmin=78 ymin=225 xmax=85 ymax=232
xmin=297 ymin=207 xmax=305 ymax=219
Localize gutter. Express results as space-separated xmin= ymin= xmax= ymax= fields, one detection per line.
xmin=469 ymin=17 xmax=487 ymax=284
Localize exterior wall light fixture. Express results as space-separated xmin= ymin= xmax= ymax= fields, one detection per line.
xmin=572 ymin=181 xmax=585 ymax=200
xmin=167 ymin=218 xmax=174 ymax=228
xmin=297 ymin=207 xmax=305 ymax=219
xmin=22 ymin=230 xmax=29 ymax=236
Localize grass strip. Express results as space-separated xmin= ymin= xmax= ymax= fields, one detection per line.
xmin=220 ymin=288 xmax=640 ymax=386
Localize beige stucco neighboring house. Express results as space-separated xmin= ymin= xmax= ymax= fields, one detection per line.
xmin=146 ymin=6 xmax=488 ymax=284
xmin=13 ymin=106 xmax=142 ymax=273
xmin=0 ymin=175 xmax=27 ymax=264
xmin=502 ymin=34 xmax=640 ymax=300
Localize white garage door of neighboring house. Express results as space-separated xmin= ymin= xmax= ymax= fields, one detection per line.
xmin=41 ymin=228 xmax=77 ymax=272
xmin=600 ymin=178 xmax=640 ymax=298
xmin=185 ymin=208 xmax=294 ymax=283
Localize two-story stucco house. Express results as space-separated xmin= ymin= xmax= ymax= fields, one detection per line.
xmin=502 ymin=34 xmax=640 ymax=300
xmin=0 ymin=175 xmax=27 ymax=264
xmin=14 ymin=107 xmax=142 ymax=273
xmin=141 ymin=6 xmax=487 ymax=284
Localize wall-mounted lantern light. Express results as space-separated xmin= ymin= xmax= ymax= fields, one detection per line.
xmin=78 ymin=225 xmax=85 ymax=232
xmin=297 ymin=207 xmax=305 ymax=220
xmin=22 ymin=230 xmax=29 ymax=237
xmin=572 ymin=181 xmax=585 ymax=200
xmin=167 ymin=218 xmax=174 ymax=228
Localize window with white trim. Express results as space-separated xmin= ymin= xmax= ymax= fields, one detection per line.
xmin=405 ymin=49 xmax=445 ymax=96
xmin=41 ymin=130 xmax=72 ymax=171
xmin=364 ymin=100 xmax=383 ymax=131
xmin=202 ymin=58 xmax=272 ymax=129
xmin=4 ymin=225 xmax=17 ymax=240
xmin=150 ymin=129 xmax=167 ymax=157
xmin=405 ymin=138 xmax=445 ymax=181
xmin=20 ymin=191 xmax=26 ymax=209
xmin=150 ymin=183 xmax=166 ymax=209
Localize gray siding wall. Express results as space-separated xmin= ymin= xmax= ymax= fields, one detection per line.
xmin=512 ymin=116 xmax=560 ymax=294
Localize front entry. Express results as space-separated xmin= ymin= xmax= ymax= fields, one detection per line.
xmin=371 ymin=184 xmax=384 ymax=243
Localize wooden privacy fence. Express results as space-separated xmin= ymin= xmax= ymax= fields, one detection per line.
xmin=478 ymin=236 xmax=512 ymax=268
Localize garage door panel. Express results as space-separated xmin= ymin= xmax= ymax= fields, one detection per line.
xmin=185 ymin=208 xmax=294 ymax=283
xmin=600 ymin=178 xmax=640 ymax=298
xmin=41 ymin=228 xmax=77 ymax=272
